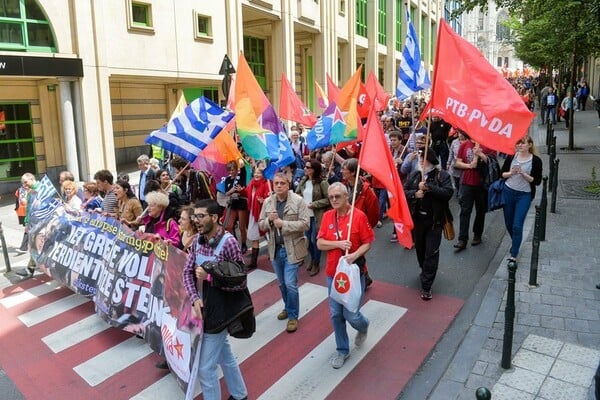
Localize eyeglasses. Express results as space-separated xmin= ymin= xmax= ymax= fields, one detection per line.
xmin=273 ymin=181 xmax=289 ymax=186
xmin=191 ymin=213 xmax=212 ymax=220
xmin=328 ymin=194 xmax=344 ymax=200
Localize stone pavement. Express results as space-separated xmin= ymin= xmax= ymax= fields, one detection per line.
xmin=428 ymin=109 xmax=600 ymax=400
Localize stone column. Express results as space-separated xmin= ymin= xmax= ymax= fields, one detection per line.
xmin=58 ymin=80 xmax=80 ymax=180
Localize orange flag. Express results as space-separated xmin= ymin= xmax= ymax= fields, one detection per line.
xmin=279 ymin=73 xmax=317 ymax=127
xmin=326 ymin=73 xmax=341 ymax=104
xmin=359 ymin=104 xmax=413 ymax=248
xmin=366 ymin=71 xmax=390 ymax=112
xmin=314 ymin=81 xmax=329 ymax=109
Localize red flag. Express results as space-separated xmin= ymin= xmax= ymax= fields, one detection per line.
xmin=326 ymin=73 xmax=341 ymax=104
xmin=428 ymin=20 xmax=535 ymax=155
xmin=279 ymin=73 xmax=317 ymax=127
xmin=359 ymin=105 xmax=413 ymax=248
xmin=357 ymin=82 xmax=371 ymax=120
xmin=366 ymin=71 xmax=390 ymax=112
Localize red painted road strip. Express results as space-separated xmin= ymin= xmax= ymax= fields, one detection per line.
xmin=0 ymin=261 xmax=463 ymax=400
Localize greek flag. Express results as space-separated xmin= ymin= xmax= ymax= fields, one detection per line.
xmin=146 ymin=96 xmax=234 ymax=162
xmin=396 ymin=9 xmax=431 ymax=100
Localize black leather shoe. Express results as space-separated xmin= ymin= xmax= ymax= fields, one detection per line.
xmin=471 ymin=236 xmax=482 ymax=246
xmin=155 ymin=360 xmax=169 ymax=370
xmin=596 ymin=283 xmax=600 ymax=290
xmin=453 ymin=240 xmax=467 ymax=251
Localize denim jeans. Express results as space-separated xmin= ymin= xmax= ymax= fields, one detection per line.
xmin=198 ymin=329 xmax=247 ymax=400
xmin=545 ymin=106 xmax=556 ymax=124
xmin=502 ymin=185 xmax=532 ymax=258
xmin=376 ymin=188 xmax=388 ymax=221
xmin=458 ymin=184 xmax=487 ymax=242
xmin=306 ymin=216 xmax=321 ymax=264
xmin=327 ymin=275 xmax=369 ymax=355
xmin=272 ymin=246 xmax=300 ymax=319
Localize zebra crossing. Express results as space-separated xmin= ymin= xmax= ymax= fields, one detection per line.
xmin=0 ymin=267 xmax=463 ymax=399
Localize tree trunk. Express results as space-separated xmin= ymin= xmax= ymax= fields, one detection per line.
xmin=568 ymin=47 xmax=577 ymax=150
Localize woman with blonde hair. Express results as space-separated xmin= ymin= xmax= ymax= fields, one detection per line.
xmin=500 ymin=136 xmax=542 ymax=262
xmin=62 ymin=180 xmax=82 ymax=211
xmin=178 ymin=205 xmax=198 ymax=252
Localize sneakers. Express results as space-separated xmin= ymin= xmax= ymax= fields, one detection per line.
xmin=420 ymin=290 xmax=433 ymax=301
xmin=331 ymin=352 xmax=350 ymax=369
xmin=376 ymin=221 xmax=383 ymax=228
xmin=277 ymin=310 xmax=288 ymax=320
xmin=16 ymin=266 xmax=35 ymax=278
xmin=390 ymin=233 xmax=398 ymax=243
xmin=355 ymin=329 xmax=368 ymax=348
xmin=286 ymin=319 xmax=298 ymax=333
xmin=15 ymin=248 xmax=27 ymax=255
xmin=227 ymin=396 xmax=248 ymax=400
xmin=471 ymin=236 xmax=482 ymax=246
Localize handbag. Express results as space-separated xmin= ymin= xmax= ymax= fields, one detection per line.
xmin=442 ymin=211 xmax=455 ymax=241
xmin=329 ymin=257 xmax=362 ymax=313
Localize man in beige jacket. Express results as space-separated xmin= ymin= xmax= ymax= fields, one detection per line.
xmin=259 ymin=172 xmax=309 ymax=332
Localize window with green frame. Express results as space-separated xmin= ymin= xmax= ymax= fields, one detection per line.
xmin=420 ymin=14 xmax=426 ymax=58
xmin=182 ymin=87 xmax=219 ymax=104
xmin=131 ymin=2 xmax=152 ymax=27
xmin=395 ymin=0 xmax=402 ymax=51
xmin=0 ymin=103 xmax=37 ymax=181
xmin=0 ymin=0 xmax=56 ymax=52
xmin=378 ymin=0 xmax=386 ymax=45
xmin=356 ymin=0 xmax=367 ymax=37
xmin=243 ymin=36 xmax=267 ymax=91
xmin=430 ymin=21 xmax=436 ymax=64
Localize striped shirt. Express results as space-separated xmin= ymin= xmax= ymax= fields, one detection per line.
xmin=102 ymin=189 xmax=118 ymax=216
xmin=182 ymin=228 xmax=243 ymax=305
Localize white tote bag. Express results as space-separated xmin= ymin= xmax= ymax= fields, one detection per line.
xmin=329 ymin=257 xmax=362 ymax=313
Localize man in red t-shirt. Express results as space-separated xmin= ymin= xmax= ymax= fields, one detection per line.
xmin=453 ymin=133 xmax=496 ymax=251
xmin=317 ymin=182 xmax=375 ymax=369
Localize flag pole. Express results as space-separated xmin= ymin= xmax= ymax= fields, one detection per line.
xmin=344 ymin=164 xmax=362 ymax=256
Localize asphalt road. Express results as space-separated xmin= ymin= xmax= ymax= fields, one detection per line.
xmin=367 ymin=197 xmax=507 ymax=301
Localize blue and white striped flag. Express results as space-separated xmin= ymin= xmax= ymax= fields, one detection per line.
xmin=396 ymin=10 xmax=431 ymax=100
xmin=145 ymin=96 xmax=235 ymax=162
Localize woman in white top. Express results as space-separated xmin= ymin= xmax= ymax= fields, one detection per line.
xmin=62 ymin=180 xmax=82 ymax=211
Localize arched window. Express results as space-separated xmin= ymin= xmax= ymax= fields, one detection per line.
xmin=0 ymin=0 xmax=56 ymax=52
xmin=496 ymin=11 xmax=510 ymax=42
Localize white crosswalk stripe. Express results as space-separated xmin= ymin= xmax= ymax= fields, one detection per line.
xmin=258 ymin=301 xmax=407 ymax=399
xmin=42 ymin=314 xmax=110 ymax=353
xmin=17 ymin=294 xmax=89 ymax=327
xmin=0 ymin=280 xmax=62 ymax=308
xmin=73 ymin=336 xmax=154 ymax=386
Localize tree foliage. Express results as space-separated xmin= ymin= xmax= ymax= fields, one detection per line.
xmin=452 ymin=0 xmax=600 ymax=70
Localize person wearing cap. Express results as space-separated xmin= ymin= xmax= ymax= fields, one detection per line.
xmin=403 ymin=149 xmax=453 ymax=300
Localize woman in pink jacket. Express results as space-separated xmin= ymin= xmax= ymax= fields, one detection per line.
xmin=139 ymin=191 xmax=181 ymax=248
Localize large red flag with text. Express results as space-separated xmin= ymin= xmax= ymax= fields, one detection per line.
xmin=427 ymin=20 xmax=535 ymax=155
xmin=359 ymin=105 xmax=413 ymax=248
xmin=279 ymin=73 xmax=317 ymax=127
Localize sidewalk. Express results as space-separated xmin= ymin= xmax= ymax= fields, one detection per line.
xmin=429 ymin=110 xmax=600 ymax=399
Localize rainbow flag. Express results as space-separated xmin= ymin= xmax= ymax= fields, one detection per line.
xmin=233 ymin=53 xmax=294 ymax=173
xmin=306 ymin=66 xmax=363 ymax=150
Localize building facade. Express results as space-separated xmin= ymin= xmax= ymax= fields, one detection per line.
xmin=461 ymin=1 xmax=523 ymax=74
xmin=0 ymin=0 xmax=444 ymax=193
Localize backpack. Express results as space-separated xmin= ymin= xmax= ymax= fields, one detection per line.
xmin=477 ymin=153 xmax=500 ymax=190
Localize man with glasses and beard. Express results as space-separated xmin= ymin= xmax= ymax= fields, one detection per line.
xmin=182 ymin=199 xmax=250 ymax=400
xmin=259 ymin=172 xmax=309 ymax=333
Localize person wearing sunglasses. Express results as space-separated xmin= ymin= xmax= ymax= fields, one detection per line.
xmin=258 ymin=172 xmax=309 ymax=333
